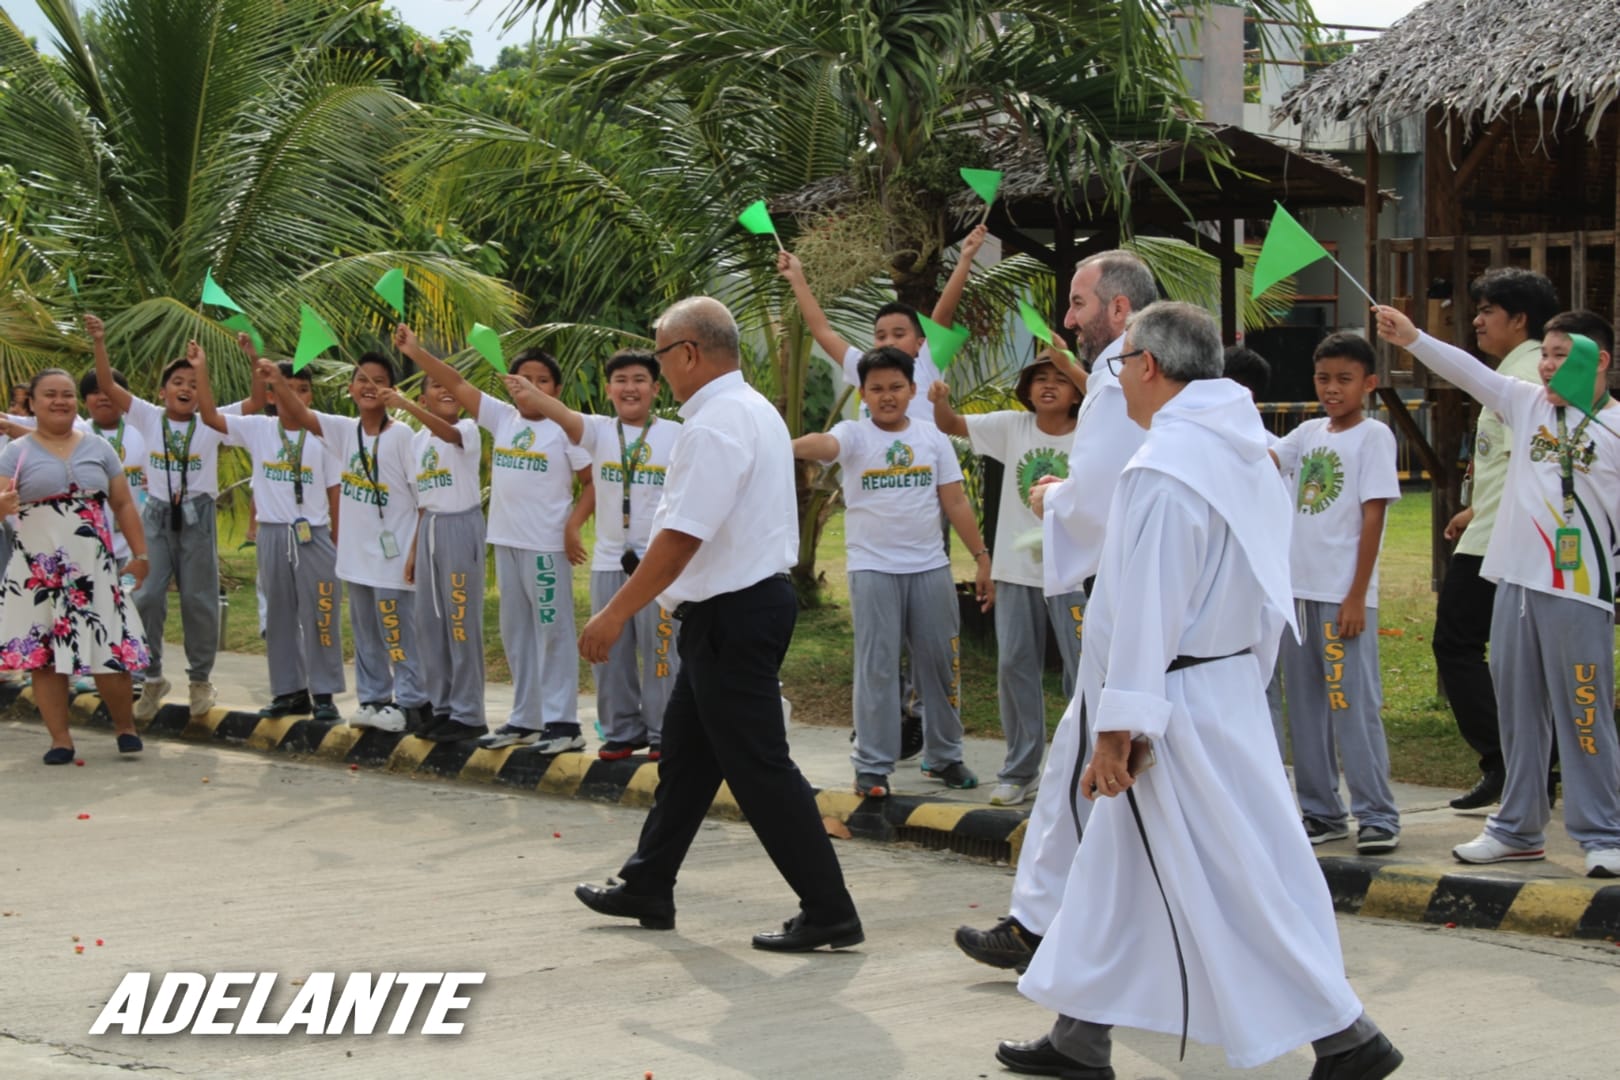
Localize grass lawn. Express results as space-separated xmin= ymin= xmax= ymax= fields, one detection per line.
xmin=172 ymin=488 xmax=1616 ymax=788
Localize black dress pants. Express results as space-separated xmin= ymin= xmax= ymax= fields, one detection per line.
xmin=619 ymin=575 xmax=857 ymax=925
xmin=1433 ymin=553 xmax=1503 ymax=774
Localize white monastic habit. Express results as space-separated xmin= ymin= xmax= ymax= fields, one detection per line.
xmin=1019 ymin=377 xmax=1366 ymax=1069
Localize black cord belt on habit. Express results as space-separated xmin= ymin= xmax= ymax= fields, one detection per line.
xmin=1069 ymin=647 xmax=1254 ymax=1061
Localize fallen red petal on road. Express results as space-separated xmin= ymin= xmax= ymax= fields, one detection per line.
xmin=76 ymin=813 xmax=90 ymax=820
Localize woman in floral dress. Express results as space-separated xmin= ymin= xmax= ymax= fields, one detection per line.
xmin=0 ymin=369 xmax=150 ymax=764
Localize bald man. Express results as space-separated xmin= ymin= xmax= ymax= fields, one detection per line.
xmin=574 ymin=297 xmax=863 ymax=952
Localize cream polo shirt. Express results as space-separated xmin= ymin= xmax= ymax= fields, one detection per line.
xmin=1456 ymin=338 xmax=1542 ymax=558
xmin=651 ymin=370 xmax=797 ymax=607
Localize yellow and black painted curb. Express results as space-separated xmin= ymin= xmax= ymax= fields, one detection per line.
xmin=8 ymin=685 xmax=1618 ymax=942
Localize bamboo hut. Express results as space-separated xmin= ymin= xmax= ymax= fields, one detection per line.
xmin=1278 ymin=0 xmax=1620 ymax=585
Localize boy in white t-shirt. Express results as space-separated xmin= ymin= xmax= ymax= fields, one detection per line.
xmin=929 ymin=354 xmax=1083 ymax=806
xmin=505 ymin=349 xmax=682 ymax=760
xmin=1271 ymin=332 xmax=1402 ymax=855
xmin=379 ymin=376 xmax=488 ymax=743
xmin=259 ymin=352 xmax=429 ymax=734
xmin=1376 ymin=305 xmax=1620 ymax=878
xmin=776 ymin=224 xmax=987 ymax=424
xmin=89 ymin=316 xmax=227 ymax=719
xmin=196 ymin=348 xmax=345 ymax=724
xmin=393 ymin=325 xmax=594 ymax=754
xmin=792 ymin=346 xmax=995 ymax=798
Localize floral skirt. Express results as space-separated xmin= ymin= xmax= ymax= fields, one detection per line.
xmin=0 ymin=488 xmax=149 ymax=675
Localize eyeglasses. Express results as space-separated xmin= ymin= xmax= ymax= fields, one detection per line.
xmin=652 ymin=338 xmax=698 ymax=359
xmin=1106 ymin=348 xmax=1147 ymax=377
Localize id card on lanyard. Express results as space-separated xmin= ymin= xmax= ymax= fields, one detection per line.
xmin=280 ymin=425 xmax=313 ymax=544
xmin=162 ymin=415 xmax=197 ymax=532
xmin=357 ymin=420 xmax=398 ymax=558
xmin=617 ymin=417 xmax=652 ymax=574
xmin=1553 ymin=399 xmax=1607 ymax=571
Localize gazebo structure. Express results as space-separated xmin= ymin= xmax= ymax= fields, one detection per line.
xmin=1279 ymin=0 xmax=1620 ymax=582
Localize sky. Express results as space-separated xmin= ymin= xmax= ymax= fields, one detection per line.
xmin=6 ymin=1 xmax=1427 ymax=66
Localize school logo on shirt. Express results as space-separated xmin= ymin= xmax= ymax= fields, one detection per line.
xmin=152 ymin=430 xmax=202 ymax=475
xmin=1528 ymin=425 xmax=1597 ymax=474
xmin=340 ymin=451 xmax=390 ymax=508
xmin=861 ymin=441 xmax=933 ymax=490
xmin=492 ymin=426 xmax=549 ymax=472
xmin=417 ymin=446 xmax=454 ymax=491
xmin=1015 ymin=448 xmax=1069 ymax=509
xmin=1295 ymin=447 xmax=1345 ymax=515
xmin=600 ymin=441 xmax=666 ymax=487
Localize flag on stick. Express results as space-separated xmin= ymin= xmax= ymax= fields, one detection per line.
xmin=919 ymin=314 xmax=971 ymax=371
xmin=66 ymin=270 xmax=80 ymax=297
xmin=374 ymin=268 xmax=406 ymax=316
xmin=1017 ymin=299 xmax=1077 ymax=362
xmin=1251 ymin=201 xmax=1376 ymax=306
xmin=960 ymin=168 xmax=1003 ymax=224
xmin=468 ymin=323 xmax=507 ymax=374
xmin=201 ymin=267 xmax=244 ymax=313
xmin=221 ymin=313 xmax=264 ymax=354
xmin=292 ymin=304 xmax=337 ymax=372
xmin=737 ymin=200 xmax=785 ymax=251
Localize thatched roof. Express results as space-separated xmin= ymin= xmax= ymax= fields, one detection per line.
xmin=773 ymin=123 xmax=1381 ymax=237
xmin=1278 ymin=0 xmax=1620 ymax=139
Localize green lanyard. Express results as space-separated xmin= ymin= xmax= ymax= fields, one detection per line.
xmin=100 ymin=418 xmax=125 ymax=460
xmin=279 ymin=424 xmax=307 ymax=506
xmin=356 ymin=418 xmax=388 ymax=521
xmin=161 ymin=415 xmax=196 ymax=506
xmin=1555 ymin=397 xmax=1607 ymax=522
xmin=616 ymin=417 xmax=653 ymax=532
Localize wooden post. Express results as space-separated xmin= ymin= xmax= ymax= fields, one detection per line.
xmin=1219 ymin=216 xmax=1237 ymax=345
xmin=1053 ymin=209 xmax=1075 ymax=352
xmin=1364 ymin=126 xmax=1380 ymax=333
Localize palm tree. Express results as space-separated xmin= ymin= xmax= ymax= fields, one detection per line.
xmin=0 ymin=0 xmax=519 ymax=402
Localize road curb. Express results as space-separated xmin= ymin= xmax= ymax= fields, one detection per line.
xmin=9 ymin=685 xmax=1617 ymax=942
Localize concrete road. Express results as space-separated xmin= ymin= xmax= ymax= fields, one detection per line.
xmin=2 ymin=722 xmax=1617 ymax=1080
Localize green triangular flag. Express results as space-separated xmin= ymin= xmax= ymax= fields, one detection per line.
xmin=1017 ymin=299 xmax=1077 ymax=361
xmin=220 ymin=313 xmax=264 ymax=354
xmin=1250 ymin=203 xmax=1331 ymax=299
xmin=1549 ymin=333 xmax=1603 ymax=417
xmin=201 ymin=267 xmax=244 ymax=313
xmin=737 ymin=199 xmax=777 ymax=237
xmin=374 ymin=268 xmax=406 ymax=316
xmin=468 ymin=323 xmax=507 ymax=374
xmin=292 ymin=304 xmax=337 ymax=372
xmin=919 ymin=314 xmax=971 ymax=371
xmin=66 ymin=269 xmax=80 ymax=297
xmin=960 ymin=168 xmax=1003 ymax=206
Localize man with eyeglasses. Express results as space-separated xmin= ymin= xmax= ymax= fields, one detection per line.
xmin=574 ymin=297 xmax=863 ymax=953
xmin=955 ymin=250 xmax=1158 ymax=975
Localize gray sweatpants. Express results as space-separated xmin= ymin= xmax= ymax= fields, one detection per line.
xmin=415 ymin=508 xmax=487 ymax=727
xmin=589 ymin=569 xmax=678 ymax=745
xmin=848 ymin=567 xmax=962 ymax=775
xmin=347 ymin=582 xmax=427 ymax=709
xmin=134 ymin=494 xmax=219 ymax=683
xmin=1487 ymin=584 xmax=1620 ymax=851
xmin=258 ymin=522 xmax=344 ymax=697
xmin=494 ymin=544 xmax=577 ymax=732
xmin=1266 ymin=658 xmax=1287 ymax=759
xmin=1280 ymin=599 xmax=1399 ymax=833
xmin=994 ymin=582 xmax=1085 ymax=784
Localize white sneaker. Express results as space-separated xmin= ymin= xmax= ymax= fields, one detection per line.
xmin=988 ymin=781 xmax=1036 ymax=807
xmin=366 ymin=704 xmax=407 ymax=733
xmin=1586 ymin=848 xmax=1620 ymax=878
xmin=1452 ymin=832 xmax=1546 ymax=865
xmin=188 ymin=681 xmax=217 ymax=716
xmin=476 ymin=723 xmax=543 ymax=749
xmin=134 ymin=677 xmax=171 ymax=721
xmin=348 ymin=703 xmax=379 ymax=728
xmin=531 ymin=728 xmax=587 ymax=755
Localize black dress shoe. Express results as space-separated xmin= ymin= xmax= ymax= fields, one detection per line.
xmin=574 ymin=880 xmax=675 ymax=930
xmin=1449 ymin=771 xmax=1503 ymax=810
xmin=994 ymin=1035 xmax=1114 ymax=1078
xmin=956 ymin=914 xmax=1042 ymax=971
xmin=1309 ymin=1033 xmax=1403 ymax=1080
xmin=751 ymin=912 xmax=864 ymax=952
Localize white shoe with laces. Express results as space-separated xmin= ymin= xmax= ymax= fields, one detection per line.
xmin=988 ymin=781 xmax=1035 ymax=807
xmin=1452 ymin=832 xmax=1545 ymax=865
xmin=134 ymin=677 xmax=171 ymax=721
xmin=366 ymin=704 xmax=407 ymax=733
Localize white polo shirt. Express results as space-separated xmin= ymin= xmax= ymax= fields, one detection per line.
xmin=652 ymin=370 xmax=797 ymax=607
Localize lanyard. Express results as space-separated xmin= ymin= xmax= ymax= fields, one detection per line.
xmin=100 ymin=418 xmax=125 ymax=459
xmin=356 ymin=418 xmax=388 ymax=521
xmin=1555 ymin=397 xmax=1608 ymax=522
xmin=162 ymin=415 xmax=197 ymax=505
xmin=616 ymin=417 xmax=653 ymax=532
xmin=279 ymin=424 xmax=307 ymax=506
